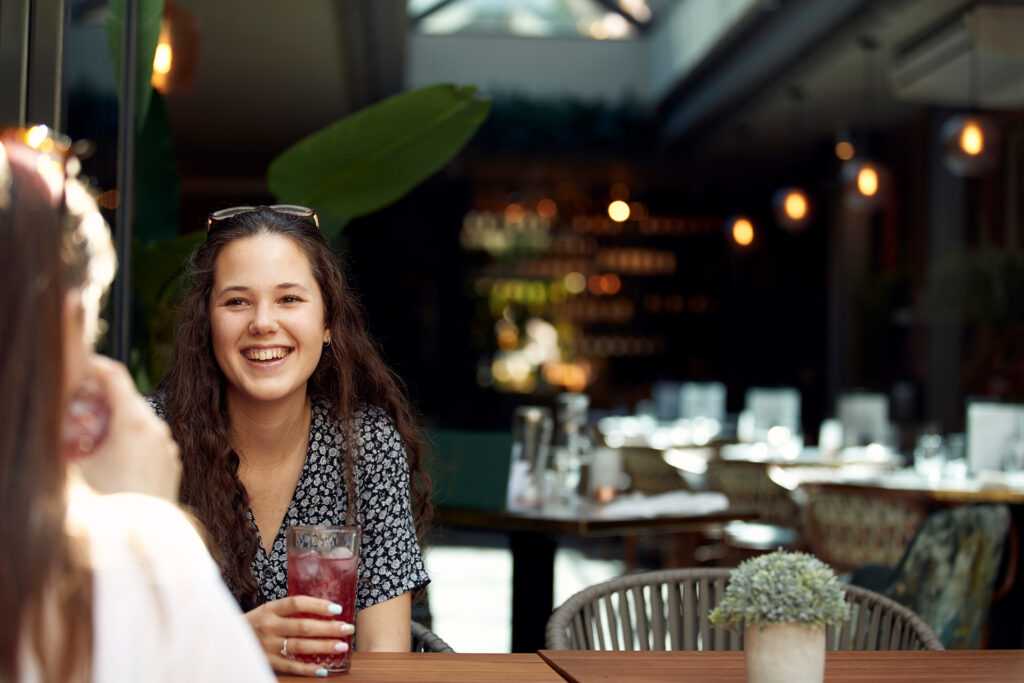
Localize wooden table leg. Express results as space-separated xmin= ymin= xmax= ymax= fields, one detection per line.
xmin=510 ymin=531 xmax=557 ymax=653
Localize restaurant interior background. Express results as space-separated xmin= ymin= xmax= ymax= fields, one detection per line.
xmin=16 ymin=0 xmax=1024 ymax=652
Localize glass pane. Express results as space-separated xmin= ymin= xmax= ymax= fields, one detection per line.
xmin=63 ymin=0 xmax=122 ymax=358
xmin=412 ymin=0 xmax=640 ymax=40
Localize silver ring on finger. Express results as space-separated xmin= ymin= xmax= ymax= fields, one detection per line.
xmin=280 ymin=637 xmax=290 ymax=659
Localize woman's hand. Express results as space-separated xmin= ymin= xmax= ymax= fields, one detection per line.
xmin=246 ymin=596 xmax=355 ymax=677
xmin=73 ymin=355 xmax=181 ymax=501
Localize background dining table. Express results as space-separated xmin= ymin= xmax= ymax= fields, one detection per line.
xmin=436 ymin=503 xmax=755 ymax=652
xmin=537 ymin=650 xmax=1024 ymax=682
xmin=275 ymin=650 xmax=1024 ymax=682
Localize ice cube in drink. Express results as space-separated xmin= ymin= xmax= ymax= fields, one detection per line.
xmin=287 ymin=547 xmax=358 ymax=673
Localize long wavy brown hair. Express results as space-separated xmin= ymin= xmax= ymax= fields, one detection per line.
xmin=159 ymin=208 xmax=431 ymax=610
xmin=0 ymin=135 xmax=97 ymax=682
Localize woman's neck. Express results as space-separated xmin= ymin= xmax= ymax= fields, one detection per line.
xmin=227 ymin=389 xmax=311 ymax=470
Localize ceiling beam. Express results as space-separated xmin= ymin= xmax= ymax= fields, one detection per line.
xmin=410 ymin=0 xmax=460 ymax=27
xmin=591 ymin=0 xmax=651 ymax=33
xmin=658 ymin=0 xmax=871 ymax=146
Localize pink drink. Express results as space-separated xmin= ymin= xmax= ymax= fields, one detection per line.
xmin=287 ymin=546 xmax=358 ymax=673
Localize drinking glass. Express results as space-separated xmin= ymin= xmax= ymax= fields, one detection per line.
xmin=287 ymin=525 xmax=360 ymax=673
xmin=914 ymin=432 xmax=946 ymax=484
xmin=508 ymin=406 xmax=553 ymax=509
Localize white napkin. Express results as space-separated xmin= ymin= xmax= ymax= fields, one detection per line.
xmin=595 ymin=490 xmax=729 ymax=519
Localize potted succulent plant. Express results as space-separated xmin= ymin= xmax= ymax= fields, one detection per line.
xmin=709 ymin=551 xmax=850 ymax=683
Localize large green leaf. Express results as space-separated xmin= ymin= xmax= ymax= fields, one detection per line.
xmin=267 ymin=84 xmax=490 ymax=237
xmin=107 ymin=0 xmax=164 ymax=131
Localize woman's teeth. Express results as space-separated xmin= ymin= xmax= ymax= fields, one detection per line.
xmin=244 ymin=347 xmax=291 ymax=361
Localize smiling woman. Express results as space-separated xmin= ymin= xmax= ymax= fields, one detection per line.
xmin=150 ymin=207 xmax=431 ymax=678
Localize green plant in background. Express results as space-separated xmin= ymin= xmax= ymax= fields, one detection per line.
xmin=106 ymin=0 xmax=164 ymax=131
xmin=269 ymin=84 xmax=490 ymax=238
xmin=709 ymin=551 xmax=850 ymax=629
xmin=106 ymin=4 xmax=490 ymax=387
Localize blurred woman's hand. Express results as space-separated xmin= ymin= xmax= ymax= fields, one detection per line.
xmin=73 ymin=355 xmax=181 ymax=501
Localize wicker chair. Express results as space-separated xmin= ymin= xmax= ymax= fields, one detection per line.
xmin=801 ymin=483 xmax=930 ymax=573
xmin=546 ymin=568 xmax=942 ymax=652
xmin=411 ymin=621 xmax=455 ymax=653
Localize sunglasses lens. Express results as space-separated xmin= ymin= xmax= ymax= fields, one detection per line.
xmin=269 ymin=204 xmax=314 ymax=216
xmin=210 ymin=206 xmax=255 ymax=221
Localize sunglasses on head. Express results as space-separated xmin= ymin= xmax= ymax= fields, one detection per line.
xmin=206 ymin=204 xmax=320 ymax=233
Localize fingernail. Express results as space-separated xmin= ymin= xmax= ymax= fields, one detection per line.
xmin=315 ymin=668 xmax=329 ymax=677
xmin=327 ymin=603 xmax=342 ymax=615
xmin=334 ymin=641 xmax=349 ymax=652
xmin=340 ymin=623 xmax=354 ymax=635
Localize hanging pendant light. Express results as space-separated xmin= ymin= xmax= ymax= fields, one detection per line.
xmin=773 ymin=187 xmax=811 ymax=231
xmin=773 ymin=86 xmax=812 ymax=232
xmin=843 ymin=37 xmax=885 ymax=211
xmin=943 ymin=8 xmax=1000 ymax=176
xmin=726 ymin=215 xmax=756 ymax=248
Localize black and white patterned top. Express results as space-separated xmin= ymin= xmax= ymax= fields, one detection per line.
xmin=149 ymin=397 xmax=430 ymax=611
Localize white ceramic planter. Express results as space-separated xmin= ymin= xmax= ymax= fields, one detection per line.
xmin=744 ymin=623 xmax=825 ymax=683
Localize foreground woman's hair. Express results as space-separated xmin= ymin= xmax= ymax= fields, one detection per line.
xmin=0 ymin=130 xmax=114 ymax=683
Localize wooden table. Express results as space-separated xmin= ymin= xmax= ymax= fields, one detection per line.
xmin=793 ymin=473 xmax=1024 ymax=506
xmin=538 ymin=650 xmax=1024 ymax=682
xmin=436 ymin=505 xmax=756 ymax=652
xmin=277 ymin=653 xmax=564 ymax=682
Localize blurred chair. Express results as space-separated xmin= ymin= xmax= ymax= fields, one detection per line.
xmin=411 ymin=620 xmax=454 ymax=653
xmin=801 ymin=483 xmax=929 ymax=573
xmin=546 ymin=567 xmax=941 ymax=651
xmin=428 ymin=429 xmax=513 ymax=511
xmin=849 ymin=504 xmax=1012 ymax=649
xmin=702 ymin=459 xmax=802 ymax=564
xmin=621 ymin=446 xmax=688 ymax=496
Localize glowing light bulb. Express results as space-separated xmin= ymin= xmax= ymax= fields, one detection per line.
xmin=959 ymin=121 xmax=984 ymax=156
xmin=731 ymin=218 xmax=754 ymax=247
xmin=835 ymin=140 xmax=855 ymax=161
xmin=151 ymin=20 xmax=173 ymax=92
xmin=608 ymin=200 xmax=631 ymax=223
xmin=857 ymin=165 xmax=879 ymax=197
xmin=153 ymin=42 xmax=172 ymax=75
xmin=783 ymin=191 xmax=808 ymax=220
xmin=942 ymin=114 xmax=999 ymax=176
